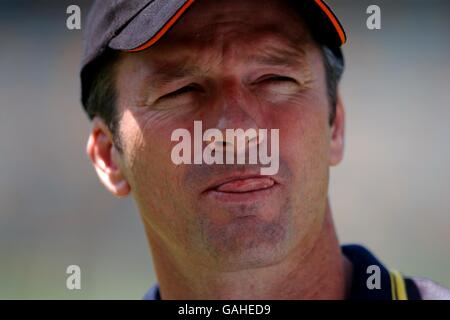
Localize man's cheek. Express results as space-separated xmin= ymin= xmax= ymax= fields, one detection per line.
xmin=279 ymin=116 xmax=329 ymax=182
xmin=134 ymin=146 xmax=190 ymax=203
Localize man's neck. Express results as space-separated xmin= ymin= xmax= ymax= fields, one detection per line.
xmin=146 ymin=202 xmax=353 ymax=299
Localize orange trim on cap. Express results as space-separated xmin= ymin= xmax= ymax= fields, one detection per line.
xmin=128 ymin=0 xmax=345 ymax=53
xmin=128 ymin=0 xmax=196 ymax=52
xmin=314 ymin=0 xmax=346 ymax=45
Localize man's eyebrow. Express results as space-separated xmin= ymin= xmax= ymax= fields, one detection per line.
xmin=147 ymin=63 xmax=202 ymax=89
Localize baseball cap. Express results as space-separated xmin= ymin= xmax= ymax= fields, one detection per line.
xmin=81 ymin=0 xmax=346 ymax=112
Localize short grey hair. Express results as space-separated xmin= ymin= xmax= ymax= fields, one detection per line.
xmin=322 ymin=46 xmax=344 ymax=125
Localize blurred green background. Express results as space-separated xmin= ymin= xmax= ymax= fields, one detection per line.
xmin=0 ymin=0 xmax=449 ymax=299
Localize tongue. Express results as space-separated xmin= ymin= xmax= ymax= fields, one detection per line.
xmin=215 ymin=177 xmax=275 ymax=193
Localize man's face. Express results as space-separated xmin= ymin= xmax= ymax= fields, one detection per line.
xmin=107 ymin=0 xmax=344 ymax=270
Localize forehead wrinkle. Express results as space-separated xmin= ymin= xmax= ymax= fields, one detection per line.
xmin=149 ymin=28 xmax=312 ymax=74
xmin=245 ymin=43 xmax=308 ymax=68
xmin=134 ymin=16 xmax=314 ymax=88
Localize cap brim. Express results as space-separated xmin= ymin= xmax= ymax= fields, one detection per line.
xmin=109 ymin=0 xmax=346 ymax=53
xmin=109 ymin=0 xmax=195 ymax=52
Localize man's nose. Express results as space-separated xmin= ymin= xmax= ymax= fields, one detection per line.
xmin=210 ymin=81 xmax=265 ymax=150
xmin=214 ymin=80 xmax=262 ymax=127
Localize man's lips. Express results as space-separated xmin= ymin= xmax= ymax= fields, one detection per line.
xmin=205 ymin=175 xmax=277 ymax=194
xmin=215 ymin=177 xmax=275 ymax=193
xmin=201 ymin=174 xmax=281 ymax=205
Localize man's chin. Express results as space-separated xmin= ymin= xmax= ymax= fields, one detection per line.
xmin=199 ymin=215 xmax=291 ymax=270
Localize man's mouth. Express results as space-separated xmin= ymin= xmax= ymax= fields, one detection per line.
xmin=202 ymin=174 xmax=279 ymax=203
xmin=214 ymin=177 xmax=275 ymax=193
xmin=200 ymin=172 xmax=282 ymax=205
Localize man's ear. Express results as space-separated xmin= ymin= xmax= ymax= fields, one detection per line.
xmin=329 ymin=92 xmax=345 ymax=166
xmin=86 ymin=117 xmax=130 ymax=197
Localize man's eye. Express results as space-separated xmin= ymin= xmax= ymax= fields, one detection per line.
xmin=251 ymin=75 xmax=301 ymax=97
xmin=160 ymin=84 xmax=201 ymax=100
xmin=260 ymin=75 xmax=296 ymax=83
